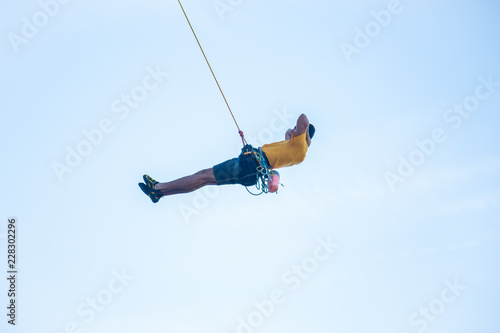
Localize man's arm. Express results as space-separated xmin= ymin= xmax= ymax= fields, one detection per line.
xmin=285 ymin=114 xmax=309 ymax=140
xmin=295 ymin=114 xmax=309 ymax=136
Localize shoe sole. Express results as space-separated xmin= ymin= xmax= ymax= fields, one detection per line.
xmin=138 ymin=182 xmax=160 ymax=203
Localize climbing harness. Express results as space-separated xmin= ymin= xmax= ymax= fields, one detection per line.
xmin=240 ymin=145 xmax=282 ymax=196
xmin=177 ymin=1 xmax=282 ymax=195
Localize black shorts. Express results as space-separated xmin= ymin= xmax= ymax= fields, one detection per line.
xmin=213 ymin=152 xmax=262 ymax=186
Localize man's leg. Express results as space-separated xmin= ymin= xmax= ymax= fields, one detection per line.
xmin=154 ymin=168 xmax=217 ymax=197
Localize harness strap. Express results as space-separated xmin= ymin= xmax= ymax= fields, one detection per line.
xmin=240 ymin=145 xmax=274 ymax=195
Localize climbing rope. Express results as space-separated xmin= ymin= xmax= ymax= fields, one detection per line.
xmin=177 ymin=0 xmax=247 ymax=146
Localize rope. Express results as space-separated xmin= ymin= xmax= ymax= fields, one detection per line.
xmin=177 ymin=0 xmax=247 ymax=146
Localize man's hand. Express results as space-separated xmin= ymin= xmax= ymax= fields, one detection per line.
xmin=285 ymin=128 xmax=297 ymax=140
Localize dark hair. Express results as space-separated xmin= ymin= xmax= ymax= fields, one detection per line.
xmin=308 ymin=124 xmax=315 ymax=139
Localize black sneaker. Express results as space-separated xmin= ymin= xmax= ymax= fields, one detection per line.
xmin=143 ymin=174 xmax=159 ymax=190
xmin=138 ymin=182 xmax=161 ymax=203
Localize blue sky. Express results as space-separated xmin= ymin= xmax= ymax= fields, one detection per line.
xmin=1 ymin=0 xmax=500 ymax=332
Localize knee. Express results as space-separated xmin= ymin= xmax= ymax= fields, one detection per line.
xmin=199 ymin=168 xmax=217 ymax=184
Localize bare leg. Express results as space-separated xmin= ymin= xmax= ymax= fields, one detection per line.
xmin=154 ymin=168 xmax=217 ymax=197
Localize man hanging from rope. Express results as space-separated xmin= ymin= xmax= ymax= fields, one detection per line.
xmin=138 ymin=114 xmax=315 ymax=203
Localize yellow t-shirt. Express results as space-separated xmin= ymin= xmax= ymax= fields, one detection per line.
xmin=261 ymin=133 xmax=308 ymax=169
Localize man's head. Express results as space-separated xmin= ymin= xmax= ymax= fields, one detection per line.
xmin=308 ymin=124 xmax=315 ymax=140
